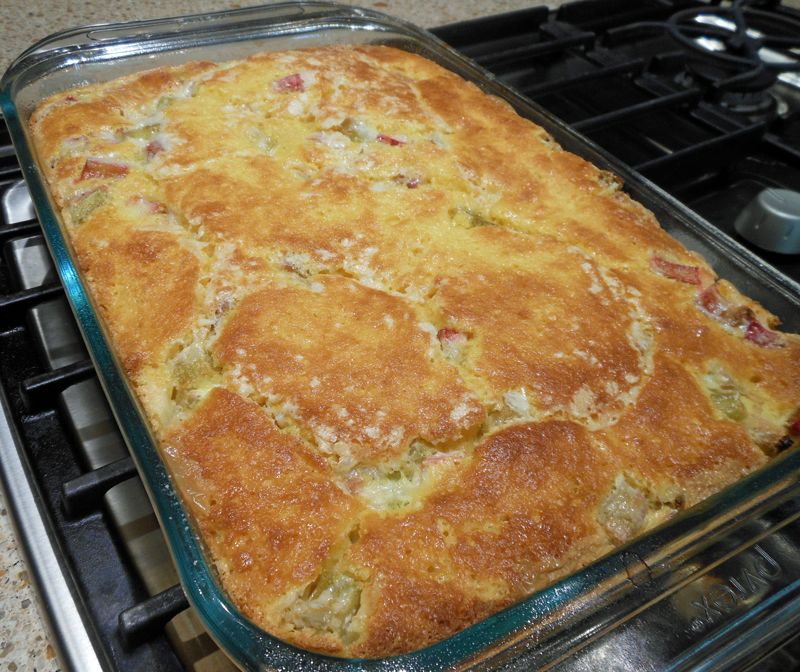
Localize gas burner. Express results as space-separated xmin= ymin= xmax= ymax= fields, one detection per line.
xmin=665 ymin=1 xmax=800 ymax=92
xmin=716 ymin=87 xmax=777 ymax=117
xmin=673 ymin=68 xmax=779 ymax=121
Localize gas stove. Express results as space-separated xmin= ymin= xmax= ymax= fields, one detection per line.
xmin=2 ymin=1 xmax=800 ymax=671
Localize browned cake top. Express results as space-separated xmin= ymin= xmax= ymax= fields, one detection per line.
xmin=164 ymin=388 xmax=359 ymax=598
xmin=29 ymin=43 xmax=800 ymax=658
xmin=214 ymin=275 xmax=486 ymax=463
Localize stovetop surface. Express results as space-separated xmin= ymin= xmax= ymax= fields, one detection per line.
xmin=2 ymin=1 xmax=800 ymax=671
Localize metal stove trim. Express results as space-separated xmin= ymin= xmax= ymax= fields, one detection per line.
xmin=0 ymin=384 xmax=108 ymax=672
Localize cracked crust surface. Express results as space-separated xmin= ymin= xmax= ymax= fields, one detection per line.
xmin=30 ymin=44 xmax=800 ymax=658
xmin=214 ymin=275 xmax=485 ymax=463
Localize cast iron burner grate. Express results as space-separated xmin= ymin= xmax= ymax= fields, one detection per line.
xmin=3 ymin=2 xmax=800 ymax=671
xmin=612 ymin=1 xmax=800 ymax=92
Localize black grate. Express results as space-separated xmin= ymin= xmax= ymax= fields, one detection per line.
xmin=2 ymin=1 xmax=800 ymax=670
xmin=0 ymin=125 xmax=21 ymax=181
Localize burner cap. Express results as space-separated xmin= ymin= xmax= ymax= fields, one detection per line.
xmin=673 ymin=69 xmax=778 ymax=121
xmin=717 ymin=88 xmax=777 ymax=118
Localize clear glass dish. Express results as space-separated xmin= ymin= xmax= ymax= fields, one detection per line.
xmin=2 ymin=3 xmax=800 ymax=670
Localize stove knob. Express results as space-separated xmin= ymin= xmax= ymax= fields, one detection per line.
xmin=734 ymin=188 xmax=800 ymax=254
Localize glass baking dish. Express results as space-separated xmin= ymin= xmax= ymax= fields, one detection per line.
xmin=3 ymin=3 xmax=800 ymax=670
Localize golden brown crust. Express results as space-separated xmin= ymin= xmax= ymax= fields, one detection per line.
xmin=163 ymin=387 xmax=360 ymax=652
xmin=29 ymin=44 xmax=800 ymax=658
xmin=348 ymin=420 xmax=615 ymax=657
xmin=601 ymin=355 xmax=767 ymax=506
xmin=31 ymin=61 xmax=217 ymax=188
xmin=427 ymin=227 xmax=649 ymax=422
xmin=76 ymin=226 xmax=200 ymax=376
xmin=213 ymin=275 xmax=485 ymax=462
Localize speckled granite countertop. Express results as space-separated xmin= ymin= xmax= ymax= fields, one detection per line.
xmin=0 ymin=2 xmax=554 ymax=670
